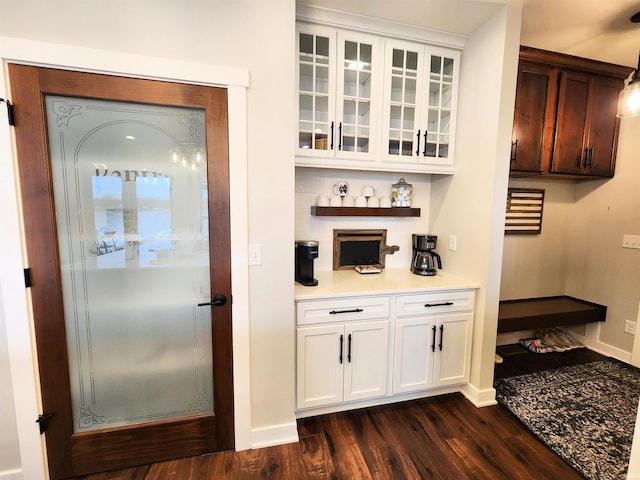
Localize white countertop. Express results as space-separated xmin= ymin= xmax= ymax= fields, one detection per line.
xmin=294 ymin=268 xmax=480 ymax=301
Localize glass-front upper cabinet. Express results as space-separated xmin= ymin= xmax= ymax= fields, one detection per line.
xmin=381 ymin=40 xmax=460 ymax=172
xmin=296 ymin=24 xmax=380 ymax=166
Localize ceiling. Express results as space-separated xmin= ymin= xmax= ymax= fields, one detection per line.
xmin=301 ymin=0 xmax=640 ymax=68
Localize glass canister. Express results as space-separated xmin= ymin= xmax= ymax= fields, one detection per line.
xmin=391 ymin=178 xmax=413 ymax=207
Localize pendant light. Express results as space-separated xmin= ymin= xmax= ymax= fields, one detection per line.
xmin=617 ymin=11 xmax=640 ymax=118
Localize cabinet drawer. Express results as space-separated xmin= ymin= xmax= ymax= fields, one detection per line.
xmin=396 ymin=290 xmax=475 ymax=317
xmin=297 ymin=296 xmax=390 ymax=326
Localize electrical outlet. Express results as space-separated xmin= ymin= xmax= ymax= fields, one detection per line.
xmin=625 ymin=319 xmax=636 ymax=335
xmin=449 ymin=235 xmax=457 ymax=251
xmin=623 ymin=235 xmax=640 ymax=249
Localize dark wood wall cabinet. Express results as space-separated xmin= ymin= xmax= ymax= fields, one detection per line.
xmin=510 ymin=46 xmax=634 ymax=180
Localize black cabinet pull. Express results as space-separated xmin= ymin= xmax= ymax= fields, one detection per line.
xmin=348 ymin=333 xmax=352 ymax=362
xmin=330 ymin=121 xmax=334 ymax=150
xmin=424 ymin=302 xmax=454 ymax=308
xmin=416 ymin=129 xmax=421 ymax=156
xmin=423 ymin=130 xmax=428 ymax=156
xmin=438 ymin=325 xmax=444 ymax=351
xmin=511 ymin=139 xmax=518 ymax=163
xmin=329 ymin=308 xmax=363 ymax=315
xmin=338 ymin=122 xmax=342 ymax=151
xmin=339 ymin=334 xmax=344 ymax=364
xmin=431 ymin=325 xmax=437 ymax=352
xmin=582 ymin=146 xmax=594 ymax=167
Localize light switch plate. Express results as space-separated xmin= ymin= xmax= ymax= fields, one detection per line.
xmin=449 ymin=235 xmax=457 ymax=251
xmin=248 ymin=244 xmax=262 ymax=265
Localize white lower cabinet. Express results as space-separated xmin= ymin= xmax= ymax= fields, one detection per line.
xmin=296 ymin=297 xmax=390 ymax=410
xmin=296 ymin=288 xmax=474 ymax=414
xmin=393 ymin=291 xmax=474 ymax=394
xmin=393 ymin=312 xmax=472 ymax=394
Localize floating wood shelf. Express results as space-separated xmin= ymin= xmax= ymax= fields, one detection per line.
xmin=497 ymin=295 xmax=607 ymax=334
xmin=311 ymin=206 xmax=421 ymax=217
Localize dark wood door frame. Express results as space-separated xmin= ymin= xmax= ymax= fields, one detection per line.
xmin=9 ymin=64 xmax=235 ymax=479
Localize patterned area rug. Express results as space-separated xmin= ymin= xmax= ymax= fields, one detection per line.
xmin=494 ymin=359 xmax=640 ymax=480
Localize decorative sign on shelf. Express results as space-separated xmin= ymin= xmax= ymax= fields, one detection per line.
xmin=505 ymin=188 xmax=545 ymax=235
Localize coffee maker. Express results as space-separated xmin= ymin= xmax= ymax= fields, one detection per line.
xmin=411 ymin=234 xmax=442 ymax=276
xmin=295 ymin=240 xmax=319 ymax=286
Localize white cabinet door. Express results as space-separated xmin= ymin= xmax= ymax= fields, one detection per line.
xmin=296 ymin=324 xmax=344 ymax=409
xmin=296 ymin=24 xmax=381 ymax=166
xmin=433 ymin=312 xmax=472 ymax=387
xmin=381 ymin=39 xmax=460 ymax=173
xmin=296 ymin=24 xmax=337 ymax=158
xmin=392 ymin=317 xmax=435 ymax=393
xmin=344 ymin=320 xmax=389 ymax=401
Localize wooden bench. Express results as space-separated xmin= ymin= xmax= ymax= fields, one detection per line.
xmin=497 ymin=295 xmax=607 ymax=334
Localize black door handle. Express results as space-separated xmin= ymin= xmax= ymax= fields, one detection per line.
xmin=197 ymin=293 xmax=227 ymax=307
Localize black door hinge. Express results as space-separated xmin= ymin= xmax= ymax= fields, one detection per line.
xmin=36 ymin=413 xmax=54 ymax=434
xmin=0 ymin=98 xmax=15 ymax=126
xmin=24 ymin=268 xmax=31 ymax=288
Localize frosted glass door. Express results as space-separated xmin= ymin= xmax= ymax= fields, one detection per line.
xmin=46 ymin=96 xmax=213 ymax=432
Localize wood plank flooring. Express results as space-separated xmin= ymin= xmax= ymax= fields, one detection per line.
xmin=76 ymin=346 xmax=606 ymax=480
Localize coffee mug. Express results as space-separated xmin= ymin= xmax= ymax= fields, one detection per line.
xmin=361 ymin=185 xmax=376 ymax=198
xmin=329 ymin=194 xmax=343 ymax=207
xmin=333 ymin=181 xmax=349 ymax=197
xmin=355 ymin=195 xmax=367 ymax=207
xmin=342 ymin=195 xmax=355 ymax=207
xmin=379 ymin=196 xmax=392 ymax=208
xmin=316 ymin=194 xmax=330 ymax=207
xmin=367 ymin=196 xmax=380 ymax=208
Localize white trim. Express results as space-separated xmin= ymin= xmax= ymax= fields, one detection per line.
xmin=0 ymin=36 xmax=249 ymax=88
xmin=575 ymin=322 xmax=633 ymax=363
xmin=250 ymin=421 xmax=299 ymax=449
xmin=0 ymin=65 xmax=48 ymax=480
xmin=1 ymin=39 xmax=251 ymax=475
xmin=227 ymin=85 xmax=252 ymax=451
xmin=0 ymin=469 xmax=23 ymax=480
xmin=296 ymin=3 xmax=466 ymax=50
xmin=630 ymin=300 xmax=640 ymax=368
xmin=461 ymin=383 xmax=497 ymax=408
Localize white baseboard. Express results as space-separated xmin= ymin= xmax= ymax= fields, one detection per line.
xmin=573 ymin=331 xmax=633 ymax=363
xmin=251 ymin=420 xmax=299 ymax=449
xmin=0 ymin=469 xmax=22 ymax=480
xmin=462 ymin=383 xmax=497 ymax=407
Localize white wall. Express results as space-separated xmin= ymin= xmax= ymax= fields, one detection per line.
xmin=0 ymin=287 xmax=21 ymax=475
xmin=0 ymin=0 xmax=297 ymax=474
xmin=501 ymin=179 xmax=575 ymax=299
xmin=429 ymin=4 xmax=522 ymax=405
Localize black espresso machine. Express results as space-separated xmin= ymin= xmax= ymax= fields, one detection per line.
xmin=295 ymin=240 xmax=319 ymax=286
xmin=411 ymin=234 xmax=442 ymax=276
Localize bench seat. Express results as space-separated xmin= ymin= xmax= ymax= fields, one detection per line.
xmin=497 ymin=295 xmax=607 ymax=334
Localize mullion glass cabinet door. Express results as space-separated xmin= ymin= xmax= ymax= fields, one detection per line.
xmin=334 ymin=30 xmax=380 ymax=161
xmin=422 ymin=50 xmax=459 ymax=162
xmin=386 ymin=47 xmax=419 ymax=158
xmin=298 ymin=30 xmax=334 ymax=152
xmin=341 ymin=40 xmax=373 ymax=153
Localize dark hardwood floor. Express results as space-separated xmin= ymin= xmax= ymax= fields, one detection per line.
xmin=77 ymin=345 xmax=608 ymax=480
